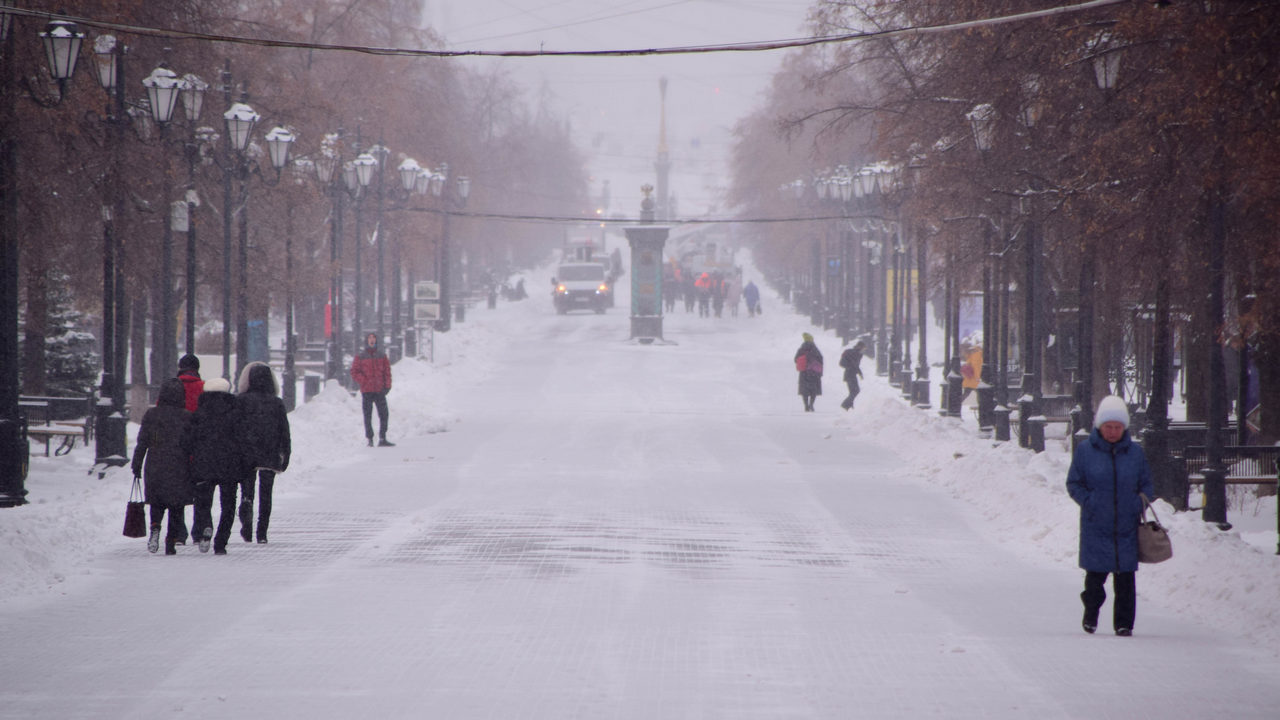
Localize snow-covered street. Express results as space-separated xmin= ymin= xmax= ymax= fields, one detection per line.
xmin=3 ymin=260 xmax=1278 ymax=719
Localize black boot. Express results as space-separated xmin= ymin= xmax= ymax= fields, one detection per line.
xmin=378 ymin=436 xmax=395 ymax=447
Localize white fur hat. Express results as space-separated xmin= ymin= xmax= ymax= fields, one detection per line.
xmin=1094 ymin=395 xmax=1129 ymax=429
xmin=203 ymin=377 xmax=231 ymax=394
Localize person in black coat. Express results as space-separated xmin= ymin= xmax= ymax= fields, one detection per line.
xmin=794 ymin=333 xmax=824 ymax=412
xmin=130 ymin=378 xmax=193 ymax=555
xmin=182 ymin=377 xmax=243 ymax=555
xmin=838 ymin=340 xmax=865 ymax=411
xmin=235 ymin=362 xmax=291 ymax=544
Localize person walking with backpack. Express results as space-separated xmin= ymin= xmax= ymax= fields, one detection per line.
xmin=838 ymin=340 xmax=865 ymax=411
xmin=351 ymin=332 xmax=394 ymax=447
xmin=130 ymin=379 xmax=194 ymax=555
xmin=235 ymin=362 xmax=291 ymax=544
xmin=183 ymin=378 xmax=243 ymax=555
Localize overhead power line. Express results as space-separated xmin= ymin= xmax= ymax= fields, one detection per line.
xmin=6 ymin=1 xmax=1129 ymax=60
xmin=413 ymin=207 xmax=892 ymax=226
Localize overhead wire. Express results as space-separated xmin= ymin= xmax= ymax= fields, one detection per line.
xmin=6 ymin=1 xmax=1130 ymax=60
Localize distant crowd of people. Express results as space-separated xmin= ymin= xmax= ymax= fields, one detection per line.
xmin=661 ymin=265 xmax=761 ymax=318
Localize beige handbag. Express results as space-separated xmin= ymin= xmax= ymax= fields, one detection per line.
xmin=1137 ymin=493 xmax=1173 ymax=564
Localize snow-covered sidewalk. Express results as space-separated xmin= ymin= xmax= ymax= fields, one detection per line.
xmin=2 ymin=254 xmax=1277 ymax=718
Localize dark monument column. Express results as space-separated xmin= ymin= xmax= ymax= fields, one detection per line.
xmin=625 ymin=186 xmax=668 ymax=344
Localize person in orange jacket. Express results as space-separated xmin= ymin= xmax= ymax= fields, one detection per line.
xmin=350 ymin=332 xmax=394 ymax=447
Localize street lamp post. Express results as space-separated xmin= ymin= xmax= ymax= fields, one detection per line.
xmin=430 ymin=166 xmax=470 ymax=332
xmin=86 ymin=31 xmax=136 ymax=473
xmin=2 ymin=14 xmax=87 ymax=503
xmin=141 ymin=65 xmax=188 ymax=382
xmin=372 ymin=142 xmax=390 ymax=340
xmin=313 ymin=135 xmax=345 ymax=382
xmin=179 ymin=75 xmax=207 ymax=356
xmin=222 ymin=100 xmax=291 ymax=383
xmin=350 ymin=149 xmax=375 ymax=347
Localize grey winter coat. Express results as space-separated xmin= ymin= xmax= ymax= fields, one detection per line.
xmin=1066 ymin=428 xmax=1154 ymax=572
xmin=131 ymin=379 xmax=194 ymax=507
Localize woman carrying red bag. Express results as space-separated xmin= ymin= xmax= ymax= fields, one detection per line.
xmin=794 ymin=332 xmax=824 ymax=412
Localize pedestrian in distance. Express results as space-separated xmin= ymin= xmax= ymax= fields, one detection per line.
xmin=839 ymin=340 xmax=865 ymax=411
xmin=743 ymin=280 xmax=760 ymax=317
xmin=182 ymin=377 xmax=243 ymax=555
xmin=176 ymin=353 xmax=204 ymax=413
xmin=351 ymin=332 xmax=394 ymax=447
xmin=235 ymin=362 xmax=291 ymax=545
xmin=169 ymin=353 xmax=205 ymax=546
xmin=1066 ymin=395 xmax=1154 ymax=636
xmin=130 ymin=378 xmax=194 ymax=555
xmin=794 ymin=332 xmax=824 ymax=412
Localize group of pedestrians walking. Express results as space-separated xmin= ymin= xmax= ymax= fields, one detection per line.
xmin=131 ymin=354 xmax=291 ymax=556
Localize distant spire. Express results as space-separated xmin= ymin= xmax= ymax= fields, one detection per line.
xmin=655 ymin=77 xmax=671 ymax=220
xmin=658 ymin=76 xmax=669 ymax=156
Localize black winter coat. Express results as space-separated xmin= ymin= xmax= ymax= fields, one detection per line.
xmin=235 ymin=363 xmax=291 ymax=473
xmin=839 ymin=347 xmax=864 ymax=384
xmin=131 ymin=379 xmax=194 ymax=507
xmin=182 ymin=389 xmax=243 ymax=486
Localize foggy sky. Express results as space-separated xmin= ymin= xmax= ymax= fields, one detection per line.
xmin=426 ymin=0 xmax=810 ymax=218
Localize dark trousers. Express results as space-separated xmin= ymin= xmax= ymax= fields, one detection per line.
xmin=841 ymin=379 xmax=860 ymax=410
xmin=362 ymin=391 xmax=389 ymax=439
xmin=149 ymin=504 xmax=187 ymax=546
xmin=213 ymin=481 xmax=239 ymax=551
xmin=240 ymin=470 xmax=276 ymax=539
xmin=1082 ymin=570 xmax=1136 ymax=630
xmin=193 ymin=482 xmax=215 ymax=541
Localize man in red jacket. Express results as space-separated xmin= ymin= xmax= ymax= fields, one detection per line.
xmin=350 ymin=333 xmax=394 ymax=447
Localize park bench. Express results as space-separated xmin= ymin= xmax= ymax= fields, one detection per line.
xmin=1181 ymin=445 xmax=1280 ymax=487
xmin=19 ymin=394 xmax=96 ymax=456
xmin=1037 ymin=394 xmax=1075 ymax=424
xmin=26 ymin=425 xmax=84 ymax=456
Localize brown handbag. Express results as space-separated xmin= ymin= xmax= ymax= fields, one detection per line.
xmin=1137 ymin=493 xmax=1172 ymax=564
xmin=123 ymin=477 xmax=147 ymax=538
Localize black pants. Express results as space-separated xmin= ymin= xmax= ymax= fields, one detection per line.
xmin=362 ymin=391 xmax=389 ymax=440
xmin=193 ymin=482 xmax=214 ymax=541
xmin=240 ymin=470 xmax=275 ymax=539
xmin=193 ymin=481 xmax=239 ymax=551
xmin=841 ymin=379 xmax=860 ymax=410
xmin=149 ymin=504 xmax=187 ymax=546
xmin=1082 ymin=570 xmax=1136 ymax=631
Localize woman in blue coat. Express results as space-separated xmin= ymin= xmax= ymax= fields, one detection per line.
xmin=1066 ymin=395 xmax=1154 ymax=636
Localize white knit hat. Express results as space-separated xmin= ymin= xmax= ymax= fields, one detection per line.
xmin=1094 ymin=395 xmax=1129 ymax=429
xmin=203 ymin=377 xmax=231 ymax=394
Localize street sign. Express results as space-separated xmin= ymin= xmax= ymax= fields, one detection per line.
xmin=414 ymin=281 xmax=440 ymax=301
xmin=414 ymin=303 xmax=441 ymax=321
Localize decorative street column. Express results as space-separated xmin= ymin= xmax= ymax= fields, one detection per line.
xmin=625 ymin=185 xmax=668 ymax=344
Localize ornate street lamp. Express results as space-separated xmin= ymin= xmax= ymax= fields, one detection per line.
xmin=180 ymin=74 xmax=207 ymax=356
xmin=2 ymin=12 xmax=89 ymax=503
xmin=39 ymin=18 xmax=83 ymax=92
xmin=350 ymin=150 xmax=375 ymax=346
xmin=313 ymin=136 xmax=346 ymax=382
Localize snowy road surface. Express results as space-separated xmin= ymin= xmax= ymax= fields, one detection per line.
xmin=4 ymin=268 xmax=1279 ymax=719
